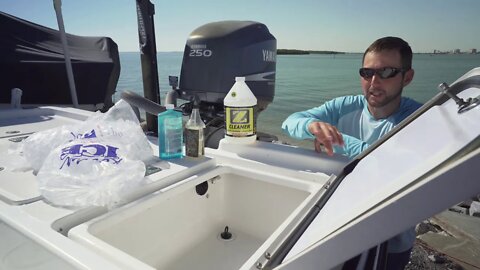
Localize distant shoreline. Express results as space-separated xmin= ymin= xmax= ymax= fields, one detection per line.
xmin=118 ymin=51 xmax=479 ymax=55
xmin=275 ymin=49 xmax=479 ymax=55
xmin=277 ymin=49 xmax=345 ymax=55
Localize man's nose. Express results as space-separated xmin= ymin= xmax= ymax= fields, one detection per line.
xmin=370 ymin=74 xmax=382 ymax=86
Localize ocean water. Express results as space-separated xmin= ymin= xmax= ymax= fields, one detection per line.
xmin=115 ymin=52 xmax=480 ymax=148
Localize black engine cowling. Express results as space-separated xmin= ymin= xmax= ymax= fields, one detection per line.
xmin=178 ymin=20 xmax=276 ymax=116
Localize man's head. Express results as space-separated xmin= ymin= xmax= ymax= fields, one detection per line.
xmin=360 ymin=36 xmax=414 ymax=119
xmin=362 ymin=36 xmax=413 ymax=70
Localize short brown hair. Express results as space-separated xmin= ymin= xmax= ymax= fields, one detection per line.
xmin=362 ymin=36 xmax=413 ymax=70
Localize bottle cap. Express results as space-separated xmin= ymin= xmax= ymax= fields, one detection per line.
xmin=235 ymin=77 xmax=245 ymax=82
xmin=165 ymin=104 xmax=174 ymax=110
xmin=193 ymin=95 xmax=200 ymax=108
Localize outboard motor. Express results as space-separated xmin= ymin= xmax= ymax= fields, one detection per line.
xmin=170 ymin=20 xmax=277 ymax=147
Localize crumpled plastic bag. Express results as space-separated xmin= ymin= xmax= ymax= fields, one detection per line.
xmin=0 ymin=144 xmax=31 ymax=172
xmin=21 ymin=100 xmax=152 ymax=172
xmin=21 ymin=124 xmax=78 ymax=172
xmin=12 ymin=99 xmax=155 ymax=208
xmin=37 ymin=137 xmax=148 ymax=208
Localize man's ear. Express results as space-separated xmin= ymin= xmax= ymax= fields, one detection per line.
xmin=403 ymin=69 xmax=414 ymax=86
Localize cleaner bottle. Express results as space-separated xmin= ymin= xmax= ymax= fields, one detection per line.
xmin=185 ymin=101 xmax=206 ymax=157
xmin=223 ymin=77 xmax=257 ymax=144
xmin=158 ymin=104 xmax=183 ymax=159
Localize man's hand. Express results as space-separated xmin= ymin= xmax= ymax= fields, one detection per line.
xmin=308 ymin=121 xmax=344 ymax=156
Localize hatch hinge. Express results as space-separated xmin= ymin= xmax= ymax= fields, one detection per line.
xmin=438 ymin=82 xmax=480 ymax=113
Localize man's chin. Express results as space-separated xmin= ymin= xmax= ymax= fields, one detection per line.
xmin=367 ymin=97 xmax=386 ymax=108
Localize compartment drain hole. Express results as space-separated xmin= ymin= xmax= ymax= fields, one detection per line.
xmin=196 ymin=181 xmax=208 ymax=196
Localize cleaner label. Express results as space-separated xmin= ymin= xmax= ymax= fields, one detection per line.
xmin=162 ymin=117 xmax=183 ymax=154
xmin=185 ymin=129 xmax=204 ymax=157
xmin=225 ymin=107 xmax=255 ymax=137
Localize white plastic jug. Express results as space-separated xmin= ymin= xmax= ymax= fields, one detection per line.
xmin=223 ymin=77 xmax=257 ymax=144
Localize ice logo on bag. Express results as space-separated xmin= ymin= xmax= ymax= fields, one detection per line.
xmin=69 ymin=129 xmax=97 ymax=141
xmin=59 ymin=143 xmax=122 ymax=169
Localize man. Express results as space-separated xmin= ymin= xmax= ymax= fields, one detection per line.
xmin=282 ymin=36 xmax=422 ymax=269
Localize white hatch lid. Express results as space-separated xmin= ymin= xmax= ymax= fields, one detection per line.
xmin=279 ymin=79 xmax=480 ymax=268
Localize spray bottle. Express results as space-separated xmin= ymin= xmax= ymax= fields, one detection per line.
xmin=185 ymin=99 xmax=206 ymax=157
xmin=223 ymin=77 xmax=257 ymax=144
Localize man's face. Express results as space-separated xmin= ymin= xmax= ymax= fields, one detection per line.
xmin=361 ymin=50 xmax=412 ymax=109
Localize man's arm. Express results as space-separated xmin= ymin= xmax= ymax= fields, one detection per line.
xmin=282 ymin=97 xmax=346 ymax=156
xmin=281 ymin=98 xmax=341 ymax=139
xmin=282 ymin=96 xmax=368 ymax=158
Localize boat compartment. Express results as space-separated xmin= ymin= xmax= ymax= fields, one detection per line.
xmin=69 ymin=164 xmax=328 ymax=269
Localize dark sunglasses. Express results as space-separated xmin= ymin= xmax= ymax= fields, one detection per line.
xmin=359 ymin=67 xmax=405 ymax=79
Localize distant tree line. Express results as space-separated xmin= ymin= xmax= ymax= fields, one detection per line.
xmin=277 ymin=49 xmax=309 ymax=55
xmin=277 ymin=49 xmax=345 ymax=55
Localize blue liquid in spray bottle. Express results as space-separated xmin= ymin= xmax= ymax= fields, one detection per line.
xmin=158 ymin=104 xmax=183 ymax=159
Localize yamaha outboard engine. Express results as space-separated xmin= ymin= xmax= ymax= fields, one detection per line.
xmin=171 ymin=20 xmax=276 ymax=147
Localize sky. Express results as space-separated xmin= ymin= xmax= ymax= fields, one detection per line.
xmin=1 ymin=0 xmax=479 ymax=53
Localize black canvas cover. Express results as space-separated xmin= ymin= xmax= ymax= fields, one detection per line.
xmin=0 ymin=11 xmax=120 ymax=109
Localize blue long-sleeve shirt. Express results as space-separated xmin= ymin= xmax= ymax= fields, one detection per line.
xmin=282 ymin=95 xmax=422 ymax=159
xmin=282 ymin=94 xmax=422 ymax=253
